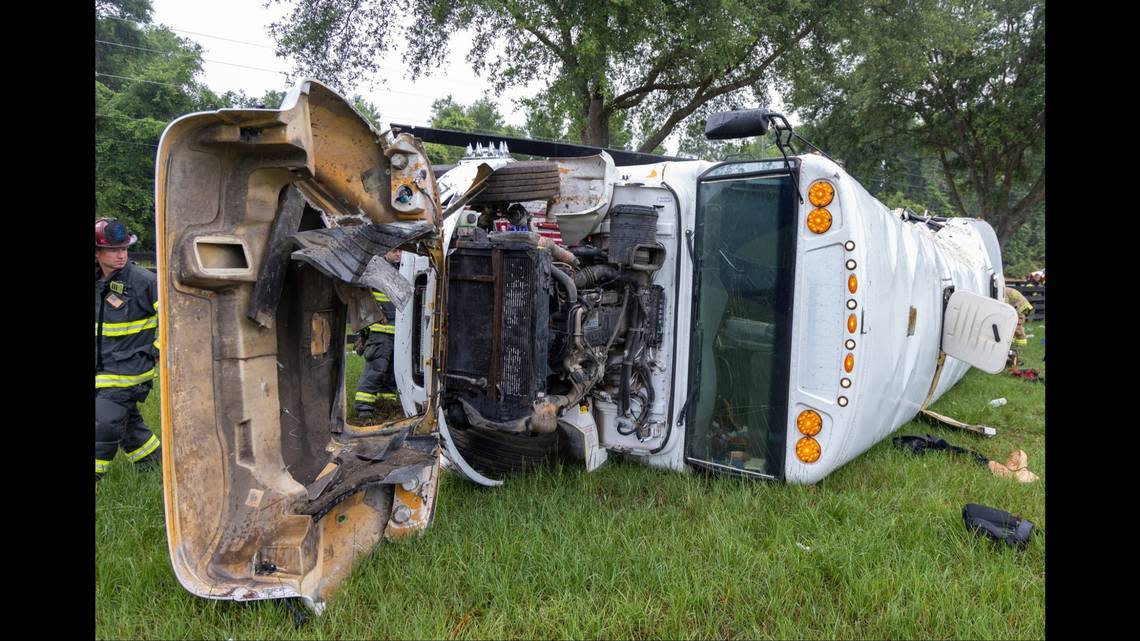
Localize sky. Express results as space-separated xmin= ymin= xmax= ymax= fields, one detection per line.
xmin=149 ymin=0 xmax=551 ymax=130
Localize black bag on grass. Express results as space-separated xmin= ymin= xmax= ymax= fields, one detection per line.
xmin=892 ymin=434 xmax=989 ymax=466
xmin=962 ymin=503 xmax=1035 ymax=549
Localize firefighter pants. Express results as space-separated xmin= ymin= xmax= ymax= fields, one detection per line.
xmin=1014 ymin=312 xmax=1028 ymax=343
xmin=355 ymin=332 xmax=397 ymax=413
xmin=96 ymin=382 xmax=161 ymax=475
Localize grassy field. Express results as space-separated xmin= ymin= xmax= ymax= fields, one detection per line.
xmin=95 ymin=323 xmax=1045 ymax=639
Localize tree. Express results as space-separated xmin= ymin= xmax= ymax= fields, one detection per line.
xmin=95 ymin=0 xmax=285 ymax=251
xmin=420 ymin=95 xmax=525 ymax=163
xmin=787 ymin=0 xmax=1045 ymax=247
xmin=268 ymin=0 xmax=846 ymax=152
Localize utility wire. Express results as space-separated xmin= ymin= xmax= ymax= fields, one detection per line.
xmin=96 ymin=39 xmax=291 ymax=75
xmin=101 ymin=15 xmax=275 ymax=49
xmin=97 ymin=138 xmax=158 ymax=148
xmin=97 ymin=16 xmax=497 ymax=90
xmin=96 ymin=72 xmax=189 ymax=89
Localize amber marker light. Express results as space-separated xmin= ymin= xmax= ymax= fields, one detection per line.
xmin=848 ymin=274 xmax=858 ymax=294
xmin=796 ymin=437 xmax=821 ymax=463
xmin=797 ymin=410 xmax=823 ymax=436
xmin=808 ymin=181 xmax=835 ymax=207
xmin=844 ymin=354 xmax=855 ymax=372
xmin=847 ymin=314 xmax=858 ymax=333
xmin=807 ymin=208 xmax=832 ymax=234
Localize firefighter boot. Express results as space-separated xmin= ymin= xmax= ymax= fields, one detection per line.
xmin=136 ymin=446 xmax=162 ymax=471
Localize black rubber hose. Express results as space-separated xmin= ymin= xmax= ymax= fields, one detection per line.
xmin=569 ymin=245 xmax=607 ymax=262
xmin=550 ymin=266 xmax=578 ymax=304
xmin=619 ymin=294 xmax=642 ymax=416
xmin=572 ymin=264 xmax=620 ymax=290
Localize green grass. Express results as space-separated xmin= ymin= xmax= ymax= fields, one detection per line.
xmin=96 ymin=323 xmax=1045 ymax=639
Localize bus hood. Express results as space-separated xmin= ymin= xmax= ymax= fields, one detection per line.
xmin=155 ymin=80 xmax=448 ymax=612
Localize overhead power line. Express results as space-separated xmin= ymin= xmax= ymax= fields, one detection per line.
xmin=96 ymin=72 xmax=188 ymax=89
xmin=96 ymin=39 xmax=291 ymax=75
xmin=97 ymin=16 xmax=499 ymax=90
xmin=101 ymin=15 xmax=275 ymax=49
xmin=98 ymin=138 xmax=158 ymax=148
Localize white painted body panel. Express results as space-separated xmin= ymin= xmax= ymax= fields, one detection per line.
xmin=397 ymin=154 xmax=1008 ymax=485
xmin=782 ymin=155 xmax=1004 ymax=483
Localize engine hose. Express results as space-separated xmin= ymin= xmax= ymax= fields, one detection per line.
xmin=569 ymin=245 xmax=607 ymax=262
xmin=619 ymin=292 xmax=643 ymax=415
xmin=549 ymin=266 xmax=578 ymax=304
xmin=572 ymin=264 xmax=620 ymax=290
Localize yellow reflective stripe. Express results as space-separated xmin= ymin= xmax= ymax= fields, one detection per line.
xmin=368 ymin=323 xmax=395 ymax=334
xmin=153 ymin=338 xmax=160 ymax=349
xmin=97 ymin=315 xmax=158 ymax=337
xmin=379 ymin=392 xmax=398 ymax=400
xmin=125 ymin=435 xmax=160 ymax=462
xmin=372 ymin=292 xmax=390 ymax=302
xmin=355 ymin=392 xmax=379 ymax=403
xmin=95 ymin=459 xmax=111 ymax=474
xmin=153 ymin=301 xmax=159 ymax=310
xmin=95 ymin=368 xmax=156 ymax=388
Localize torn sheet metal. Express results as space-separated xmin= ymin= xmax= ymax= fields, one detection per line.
xmin=289 ymin=222 xmax=436 ymax=311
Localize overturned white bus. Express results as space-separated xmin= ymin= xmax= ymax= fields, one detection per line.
xmin=155 ymin=80 xmax=1016 ymax=610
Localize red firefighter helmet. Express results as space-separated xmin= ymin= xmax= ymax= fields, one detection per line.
xmin=95 ymin=218 xmax=138 ymax=248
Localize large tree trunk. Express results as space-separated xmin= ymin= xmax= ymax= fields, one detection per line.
xmin=585 ymin=91 xmax=609 ymax=148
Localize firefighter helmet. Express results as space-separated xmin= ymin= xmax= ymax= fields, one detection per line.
xmin=95 ymin=218 xmax=138 ymax=248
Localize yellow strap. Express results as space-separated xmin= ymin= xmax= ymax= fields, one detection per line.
xmin=920 ymin=352 xmax=947 ymax=411
xmin=97 ymin=315 xmax=158 ymax=337
xmin=95 ymin=368 xmax=156 ymax=388
xmin=368 ymin=323 xmax=395 ymax=334
xmin=125 ymin=435 xmax=160 ymax=462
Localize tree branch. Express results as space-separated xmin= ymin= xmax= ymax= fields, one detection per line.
xmin=635 ymin=19 xmax=819 ymax=152
xmin=937 ymin=147 xmax=971 ymax=218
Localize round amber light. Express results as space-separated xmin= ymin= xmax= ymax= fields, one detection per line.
xmin=797 ymin=410 xmax=823 ymax=436
xmin=844 ymin=354 xmax=855 ymax=373
xmin=796 ymin=437 xmax=821 ymax=463
xmin=807 ymin=208 xmax=833 ymax=234
xmin=847 ymin=314 xmax=858 ymax=333
xmin=808 ymin=181 xmax=835 ymax=207
xmin=848 ymin=274 xmax=858 ymax=294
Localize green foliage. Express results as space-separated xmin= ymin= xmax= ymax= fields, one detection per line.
xmin=95 ymin=0 xmax=288 ymax=251
xmin=420 ymin=94 xmax=526 ymax=163
xmin=268 ymin=0 xmax=847 ymax=151
xmin=787 ymin=0 xmax=1045 ymax=248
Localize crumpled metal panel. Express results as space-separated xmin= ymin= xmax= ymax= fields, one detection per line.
xmin=289 ymin=222 xmax=436 ymax=312
xmin=156 ymin=79 xmax=445 ymax=612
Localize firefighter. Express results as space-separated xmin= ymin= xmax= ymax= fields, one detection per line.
xmin=1005 ymin=285 xmax=1034 ymax=346
xmin=354 ymin=249 xmax=402 ymax=420
xmin=95 ymin=219 xmax=161 ymax=481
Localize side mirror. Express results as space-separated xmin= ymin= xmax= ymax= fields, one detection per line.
xmin=704 ymin=108 xmax=771 ymax=140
